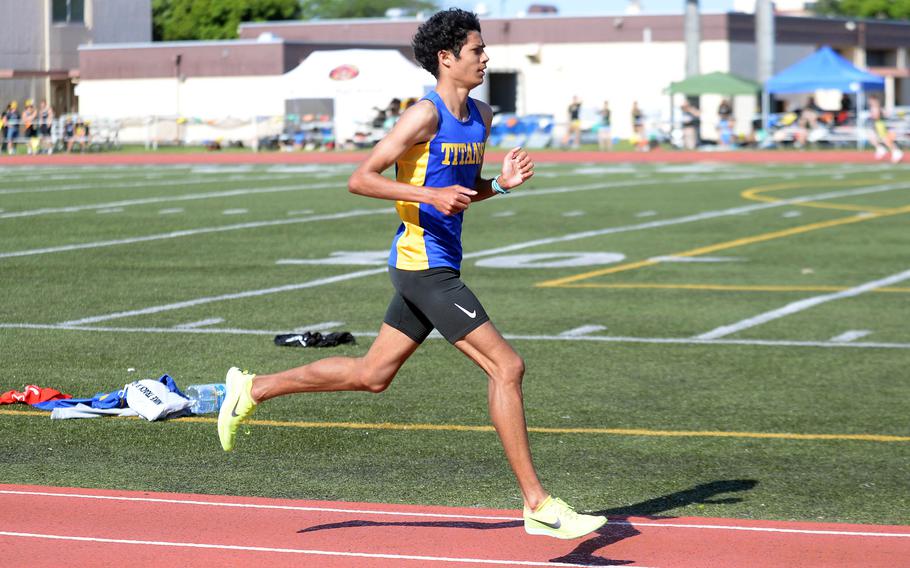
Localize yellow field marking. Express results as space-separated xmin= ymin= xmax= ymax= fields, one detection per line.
xmin=559 ymin=283 xmax=910 ymax=293
xmin=2 ymin=409 xmax=907 ymax=442
xmin=538 ymin=205 xmax=910 ymax=288
xmin=740 ymin=179 xmax=903 ymax=213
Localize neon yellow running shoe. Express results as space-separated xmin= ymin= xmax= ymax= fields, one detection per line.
xmin=523 ymin=496 xmax=607 ymax=539
xmin=217 ymin=367 xmax=256 ymax=451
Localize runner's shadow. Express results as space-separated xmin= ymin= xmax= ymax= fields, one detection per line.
xmin=298 ymin=519 xmax=522 ymax=534
xmin=550 ymin=479 xmax=759 ymax=566
xmin=296 ymin=479 xmax=757 ymax=566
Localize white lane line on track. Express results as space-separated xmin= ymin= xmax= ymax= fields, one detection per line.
xmin=0 ymin=208 xmax=392 ymax=260
xmin=2 ymin=490 xmax=909 ymax=538
xmin=697 ymin=268 xmax=910 ymax=340
xmin=626 ymin=522 xmax=910 ymax=538
xmin=0 ymin=531 xmax=611 ymax=567
xmin=2 ymin=323 xmax=910 ymax=350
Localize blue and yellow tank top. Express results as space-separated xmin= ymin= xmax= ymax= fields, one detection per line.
xmin=389 ymin=91 xmax=486 ymax=271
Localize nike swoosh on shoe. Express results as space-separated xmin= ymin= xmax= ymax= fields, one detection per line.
xmin=535 ymin=518 xmax=561 ymax=529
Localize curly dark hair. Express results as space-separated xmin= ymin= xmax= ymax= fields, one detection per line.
xmin=412 ymin=8 xmax=481 ymax=78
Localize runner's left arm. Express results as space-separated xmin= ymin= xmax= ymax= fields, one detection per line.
xmin=472 ymin=100 xmax=535 ymax=202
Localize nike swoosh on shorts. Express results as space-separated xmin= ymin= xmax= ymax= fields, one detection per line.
xmin=454 ymin=303 xmax=476 ymax=318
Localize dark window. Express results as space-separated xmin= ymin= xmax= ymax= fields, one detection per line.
xmin=865 ymin=50 xmax=889 ymax=67
xmin=52 ymin=0 xmax=67 ymax=21
xmin=71 ymin=0 xmax=84 ymax=22
xmin=52 ymin=0 xmax=84 ymax=24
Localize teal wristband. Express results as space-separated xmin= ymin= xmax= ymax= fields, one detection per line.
xmin=491 ymin=176 xmax=510 ymax=195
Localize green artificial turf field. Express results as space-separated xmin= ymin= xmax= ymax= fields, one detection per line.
xmin=1 ymin=160 xmax=908 ymax=524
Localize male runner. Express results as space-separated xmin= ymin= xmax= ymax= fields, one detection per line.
xmin=218 ymin=8 xmax=606 ymax=540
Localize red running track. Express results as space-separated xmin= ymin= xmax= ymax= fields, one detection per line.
xmin=0 ymin=149 xmax=896 ymax=166
xmin=1 ymin=484 xmax=908 ymax=567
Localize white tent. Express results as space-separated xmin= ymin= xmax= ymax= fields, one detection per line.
xmin=284 ymin=49 xmax=435 ymax=144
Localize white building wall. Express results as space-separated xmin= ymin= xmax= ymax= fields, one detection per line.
xmin=487 ymin=39 xmax=749 ymax=140
xmin=76 ymin=75 xmax=286 ymax=144
xmin=77 ymin=76 xmax=285 ymax=118
xmin=489 ymin=40 xmax=697 ymax=140
xmin=484 ymin=37 xmax=843 ymax=143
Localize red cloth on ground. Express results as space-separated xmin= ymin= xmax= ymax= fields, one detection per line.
xmin=0 ymin=385 xmax=72 ymax=405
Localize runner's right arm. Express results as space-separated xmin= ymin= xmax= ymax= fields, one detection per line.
xmin=348 ymin=99 xmax=477 ymax=216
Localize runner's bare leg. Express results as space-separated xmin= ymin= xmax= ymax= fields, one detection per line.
xmin=454 ymin=321 xmax=548 ymax=510
xmin=250 ymin=324 xmax=420 ymax=401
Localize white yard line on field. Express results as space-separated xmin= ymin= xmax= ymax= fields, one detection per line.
xmin=0 ymin=170 xmax=742 ymax=216
xmin=57 ymin=268 xmax=389 ymax=326
xmin=0 ymin=180 xmax=337 ymax=219
xmin=0 ymin=174 xmax=745 ymax=258
xmin=829 ymin=330 xmax=873 ymax=343
xmin=0 ymin=208 xmax=393 ymax=260
xmin=2 ymin=322 xmax=910 ymax=350
xmin=463 ymin=182 xmax=910 ymax=260
xmin=43 ymin=181 xmax=910 ymax=326
xmin=559 ymin=325 xmax=608 ymax=337
xmin=697 ymin=268 xmax=910 ymax=340
xmin=173 ymin=318 xmax=225 ymax=329
xmin=0 ymin=172 xmax=299 ymax=196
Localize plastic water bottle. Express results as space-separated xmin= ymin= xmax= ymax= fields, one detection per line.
xmin=185 ymin=383 xmax=226 ymax=414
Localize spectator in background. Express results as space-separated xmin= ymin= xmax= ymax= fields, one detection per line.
xmin=4 ymin=101 xmax=20 ymax=155
xmin=38 ymin=100 xmax=55 ymax=154
xmin=304 ymin=126 xmax=324 ymax=151
xmin=680 ymin=101 xmax=700 ymax=150
xmin=0 ymin=104 xmax=7 ymax=150
xmin=62 ymin=117 xmax=75 ymax=152
xmin=835 ymin=93 xmax=852 ymax=125
xmin=22 ymin=100 xmax=38 ymax=155
xmin=371 ymin=107 xmax=387 ymax=129
xmin=597 ymin=100 xmax=612 ymax=151
xmin=631 ymin=101 xmax=647 ymax=151
xmin=794 ymin=96 xmax=822 ymax=147
xmin=869 ymin=95 xmax=903 ymax=164
xmin=383 ymin=98 xmax=402 ymax=130
xmin=564 ymin=95 xmax=582 ymax=148
xmin=717 ymin=98 xmax=734 ymax=148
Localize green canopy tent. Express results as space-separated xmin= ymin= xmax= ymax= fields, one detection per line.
xmin=665 ymin=72 xmax=760 ymax=146
xmin=667 ymin=71 xmax=760 ymax=97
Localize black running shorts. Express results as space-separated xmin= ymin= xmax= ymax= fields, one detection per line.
xmin=384 ymin=267 xmax=490 ymax=344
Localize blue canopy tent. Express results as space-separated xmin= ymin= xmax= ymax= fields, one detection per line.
xmin=763 ymin=46 xmax=884 ymax=148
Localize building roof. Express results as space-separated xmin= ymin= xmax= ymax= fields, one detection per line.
xmin=238 ymin=13 xmax=910 ymax=50
xmin=78 ymin=39 xmax=414 ymax=80
xmin=77 ymin=12 xmax=910 ymax=82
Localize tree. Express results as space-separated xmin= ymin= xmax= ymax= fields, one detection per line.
xmin=813 ymin=0 xmax=910 ymax=20
xmin=298 ymin=0 xmax=438 ymax=20
xmin=152 ymin=0 xmax=302 ymax=41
